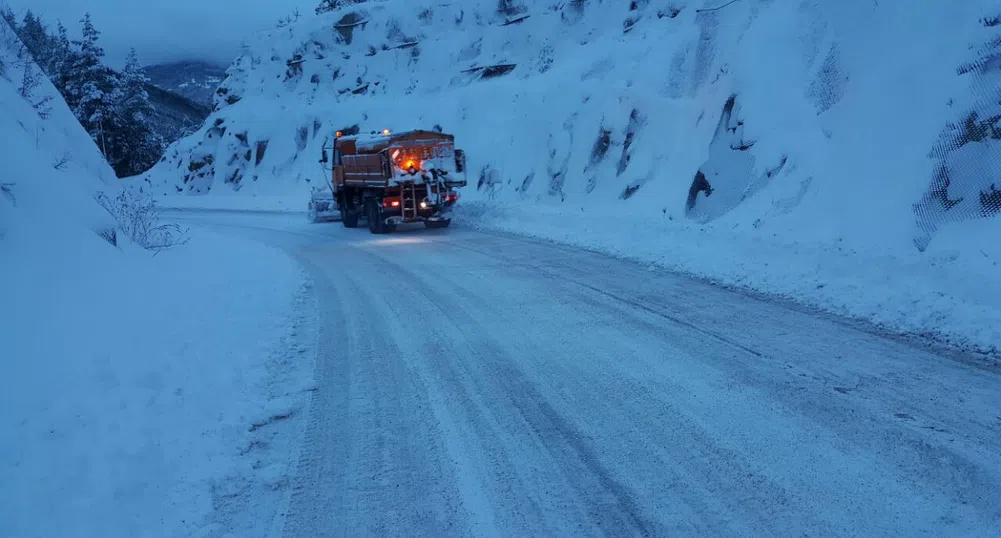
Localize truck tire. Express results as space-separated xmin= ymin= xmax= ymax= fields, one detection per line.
xmin=425 ymin=219 xmax=451 ymax=229
xmin=341 ymin=209 xmax=359 ymax=228
xmin=366 ymin=200 xmax=390 ymax=234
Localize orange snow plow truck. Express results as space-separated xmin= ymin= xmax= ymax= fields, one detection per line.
xmin=316 ymin=128 xmax=467 ymax=234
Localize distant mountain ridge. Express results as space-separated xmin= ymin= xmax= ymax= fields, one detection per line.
xmin=144 ymin=60 xmax=226 ymax=107
xmin=145 ymin=82 xmax=211 ymax=144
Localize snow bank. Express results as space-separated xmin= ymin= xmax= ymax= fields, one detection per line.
xmin=137 ymin=0 xmax=1001 ymax=351
xmin=0 ymin=22 xmax=313 ymax=537
xmin=0 ymin=231 xmax=311 ymax=538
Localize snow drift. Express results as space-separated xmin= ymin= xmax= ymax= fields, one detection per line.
xmin=0 ymin=22 xmax=311 ymax=537
xmin=139 ymin=0 xmax=1001 ymax=351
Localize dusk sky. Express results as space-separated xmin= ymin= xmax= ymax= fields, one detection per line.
xmin=5 ymin=0 xmax=315 ymax=68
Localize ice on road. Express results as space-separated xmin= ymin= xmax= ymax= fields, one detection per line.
xmin=175 ymin=212 xmax=1001 ymax=538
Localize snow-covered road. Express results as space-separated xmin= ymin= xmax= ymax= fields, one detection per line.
xmin=173 ymin=211 xmax=1001 ymax=538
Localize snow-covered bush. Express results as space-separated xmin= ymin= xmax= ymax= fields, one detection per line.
xmin=315 ymin=0 xmax=368 ymax=15
xmin=95 ymin=188 xmax=188 ymax=253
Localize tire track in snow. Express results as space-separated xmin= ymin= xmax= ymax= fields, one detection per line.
xmin=350 ymin=243 xmax=657 ymax=537
xmin=282 ymin=248 xmax=472 ymax=537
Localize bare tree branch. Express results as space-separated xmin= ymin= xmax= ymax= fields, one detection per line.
xmin=52 ymin=152 xmax=71 ymax=170
xmin=1 ymin=183 xmax=15 ymax=207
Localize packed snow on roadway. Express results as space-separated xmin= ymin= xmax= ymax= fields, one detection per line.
xmin=136 ymin=0 xmax=1001 ymax=355
xmin=0 ymin=24 xmax=314 ymax=538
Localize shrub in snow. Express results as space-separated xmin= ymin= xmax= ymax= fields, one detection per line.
xmin=316 ymin=0 xmax=368 ymax=16
xmin=95 ymin=188 xmax=188 ymax=253
xmin=0 ymin=183 xmax=14 ymax=205
xmin=497 ymin=0 xmax=527 ymax=18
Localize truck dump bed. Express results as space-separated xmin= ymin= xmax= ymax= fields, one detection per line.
xmin=333 ymin=130 xmax=466 ymax=189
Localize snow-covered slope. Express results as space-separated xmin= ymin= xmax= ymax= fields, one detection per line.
xmin=0 ymin=22 xmax=312 ymax=537
xmin=0 ymin=23 xmax=118 ymax=248
xmin=139 ymin=0 xmax=1001 ymax=351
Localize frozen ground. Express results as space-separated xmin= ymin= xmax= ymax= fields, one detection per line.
xmin=169 ymin=210 xmax=1001 ymax=538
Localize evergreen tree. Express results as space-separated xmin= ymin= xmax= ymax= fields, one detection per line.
xmin=18 ymin=11 xmax=52 ymax=69
xmin=64 ymin=13 xmax=116 ymax=156
xmin=110 ymin=48 xmax=163 ymax=175
xmin=47 ymin=21 xmax=75 ymax=86
xmin=3 ymin=10 xmax=164 ymax=175
xmin=1 ymin=6 xmax=16 ymax=29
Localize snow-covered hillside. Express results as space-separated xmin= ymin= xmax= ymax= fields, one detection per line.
xmin=0 ymin=23 xmax=118 ymax=246
xmin=145 ymin=60 xmax=227 ymax=106
xmin=139 ymin=0 xmax=1001 ymax=352
xmin=0 ymin=22 xmax=312 ymax=538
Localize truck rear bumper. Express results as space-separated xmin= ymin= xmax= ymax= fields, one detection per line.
xmin=384 ymin=207 xmax=453 ymax=225
xmin=386 ymin=214 xmax=450 ymax=225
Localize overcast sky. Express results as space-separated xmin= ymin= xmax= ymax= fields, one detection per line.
xmin=5 ymin=0 xmax=314 ymax=68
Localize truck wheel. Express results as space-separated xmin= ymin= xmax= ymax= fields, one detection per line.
xmin=341 ymin=209 xmax=359 ymax=228
xmin=425 ymin=219 xmax=451 ymax=229
xmin=366 ymin=200 xmax=389 ymax=234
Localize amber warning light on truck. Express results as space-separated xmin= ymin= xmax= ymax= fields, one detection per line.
xmin=390 ymin=149 xmax=421 ymax=174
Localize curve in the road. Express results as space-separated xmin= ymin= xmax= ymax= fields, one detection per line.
xmin=170 ymin=212 xmax=1001 ymax=538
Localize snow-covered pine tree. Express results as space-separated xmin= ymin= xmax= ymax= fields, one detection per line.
xmin=17 ymin=11 xmax=52 ymax=70
xmin=63 ymin=13 xmax=117 ymax=158
xmin=110 ymin=48 xmax=163 ymax=176
xmin=0 ymin=6 xmax=15 ymax=30
xmin=47 ymin=21 xmax=75 ymax=87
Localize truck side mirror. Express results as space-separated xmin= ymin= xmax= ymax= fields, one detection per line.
xmin=320 ymin=149 xmax=328 ymax=164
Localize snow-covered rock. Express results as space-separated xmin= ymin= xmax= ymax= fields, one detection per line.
xmin=139 ymin=0 xmax=1001 ymax=351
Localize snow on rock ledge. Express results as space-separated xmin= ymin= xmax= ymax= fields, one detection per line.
xmin=137 ymin=0 xmax=1001 ymax=351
